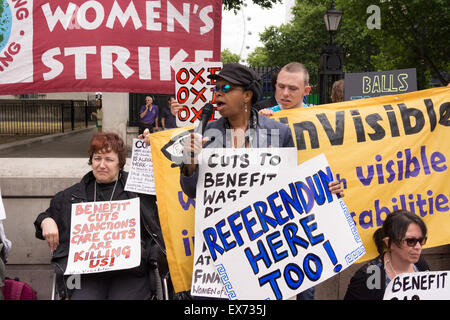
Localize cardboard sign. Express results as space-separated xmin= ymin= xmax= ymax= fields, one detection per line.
xmin=173 ymin=61 xmax=222 ymax=127
xmin=202 ymin=154 xmax=365 ymax=300
xmin=125 ymin=138 xmax=155 ymax=195
xmin=191 ymin=148 xmax=300 ymax=298
xmin=384 ymin=271 xmax=450 ymax=300
xmin=344 ymin=68 xmax=417 ymax=100
xmin=65 ymin=198 xmax=141 ymax=275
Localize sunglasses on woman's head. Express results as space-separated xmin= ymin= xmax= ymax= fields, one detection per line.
xmin=402 ymin=237 xmax=427 ymax=247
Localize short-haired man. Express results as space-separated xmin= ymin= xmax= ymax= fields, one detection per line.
xmin=260 ymin=62 xmax=316 ymax=301
xmin=259 ymin=62 xmax=312 ymax=116
xmin=139 ymin=96 xmax=159 ymax=134
xmin=160 ymin=96 xmax=178 ymax=130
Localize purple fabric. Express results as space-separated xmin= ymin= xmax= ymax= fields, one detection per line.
xmin=139 ymin=104 xmax=158 ymax=124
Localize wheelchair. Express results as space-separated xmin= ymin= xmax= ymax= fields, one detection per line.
xmin=50 ymin=261 xmax=174 ymax=300
xmin=50 ymin=237 xmax=175 ymax=300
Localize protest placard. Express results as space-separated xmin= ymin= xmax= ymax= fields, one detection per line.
xmin=344 ymin=68 xmax=417 ymax=101
xmin=201 ymin=154 xmax=365 ymax=300
xmin=173 ymin=61 xmax=222 ymax=127
xmin=125 ymin=138 xmax=155 ymax=195
xmin=0 ymin=189 xmax=5 ymax=220
xmin=384 ymin=271 xmax=450 ymax=300
xmin=0 ymin=0 xmax=222 ymax=95
xmin=149 ymin=87 xmax=449 ymax=293
xmin=65 ymin=198 xmax=141 ymax=275
xmin=191 ymin=148 xmax=299 ymax=298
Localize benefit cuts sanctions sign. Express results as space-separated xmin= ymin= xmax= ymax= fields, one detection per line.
xmin=0 ymin=0 xmax=222 ymax=94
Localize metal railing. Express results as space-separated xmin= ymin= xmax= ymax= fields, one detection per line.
xmin=0 ymin=100 xmax=97 ymax=134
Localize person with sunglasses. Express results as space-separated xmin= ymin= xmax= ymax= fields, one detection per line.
xmin=344 ymin=210 xmax=430 ymax=300
xmin=171 ymin=63 xmax=294 ymax=194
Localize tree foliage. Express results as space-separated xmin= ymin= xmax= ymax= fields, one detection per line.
xmin=223 ymin=0 xmax=282 ymax=12
xmin=247 ymin=0 xmax=449 ymax=87
xmin=221 ymin=48 xmax=241 ymax=64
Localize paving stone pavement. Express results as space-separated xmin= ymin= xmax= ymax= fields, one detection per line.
xmin=0 ymin=127 xmax=97 ymax=158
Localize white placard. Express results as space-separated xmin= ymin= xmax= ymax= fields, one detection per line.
xmin=172 ymin=61 xmax=222 ymax=127
xmin=384 ymin=271 xmax=450 ymax=300
xmin=201 ymin=154 xmax=365 ymax=300
xmin=191 ymin=148 xmax=299 ymax=298
xmin=125 ymin=139 xmax=155 ymax=195
xmin=65 ymin=198 xmax=141 ymax=275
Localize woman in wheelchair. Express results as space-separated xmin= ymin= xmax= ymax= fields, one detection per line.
xmin=34 ymin=132 xmax=168 ymax=300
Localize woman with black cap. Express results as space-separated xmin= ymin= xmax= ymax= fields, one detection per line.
xmin=170 ymin=63 xmax=344 ymax=200
xmin=168 ymin=63 xmax=343 ymax=301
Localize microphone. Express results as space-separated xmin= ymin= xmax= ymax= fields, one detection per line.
xmin=194 ymin=103 xmax=214 ymax=136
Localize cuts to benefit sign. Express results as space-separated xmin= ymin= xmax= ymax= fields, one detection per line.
xmin=65 ymin=198 xmax=141 ymax=275
xmin=200 ymin=153 xmax=365 ymax=300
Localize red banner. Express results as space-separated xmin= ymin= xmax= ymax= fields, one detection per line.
xmin=0 ymin=0 xmax=222 ymax=94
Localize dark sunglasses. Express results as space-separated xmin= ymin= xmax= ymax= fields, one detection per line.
xmin=402 ymin=237 xmax=427 ymax=247
xmin=214 ymin=84 xmax=237 ymax=93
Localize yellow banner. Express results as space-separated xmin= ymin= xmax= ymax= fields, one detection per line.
xmin=150 ymin=87 xmax=450 ymax=293
xmin=150 ymin=127 xmax=195 ymax=293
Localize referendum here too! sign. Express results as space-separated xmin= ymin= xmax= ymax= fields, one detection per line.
xmin=200 ymin=153 xmax=364 ymax=300
xmin=0 ymin=0 xmax=221 ymax=94
xmin=191 ymin=148 xmax=299 ymax=298
xmin=65 ymin=198 xmax=141 ymax=275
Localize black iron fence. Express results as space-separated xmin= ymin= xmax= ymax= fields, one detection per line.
xmin=0 ymin=100 xmax=97 ymax=135
xmin=254 ymin=66 xmax=321 ymax=105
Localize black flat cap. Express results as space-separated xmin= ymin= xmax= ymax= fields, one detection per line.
xmin=208 ymin=63 xmax=262 ymax=103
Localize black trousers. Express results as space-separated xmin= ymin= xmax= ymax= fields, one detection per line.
xmin=139 ymin=122 xmax=154 ymax=134
xmin=70 ymin=268 xmax=151 ymax=300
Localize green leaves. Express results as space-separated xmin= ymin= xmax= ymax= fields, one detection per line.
xmin=247 ymin=0 xmax=449 ymax=87
xmin=223 ymin=0 xmax=282 ymax=12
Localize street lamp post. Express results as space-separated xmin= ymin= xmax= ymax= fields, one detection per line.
xmin=319 ymin=1 xmax=344 ymax=104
